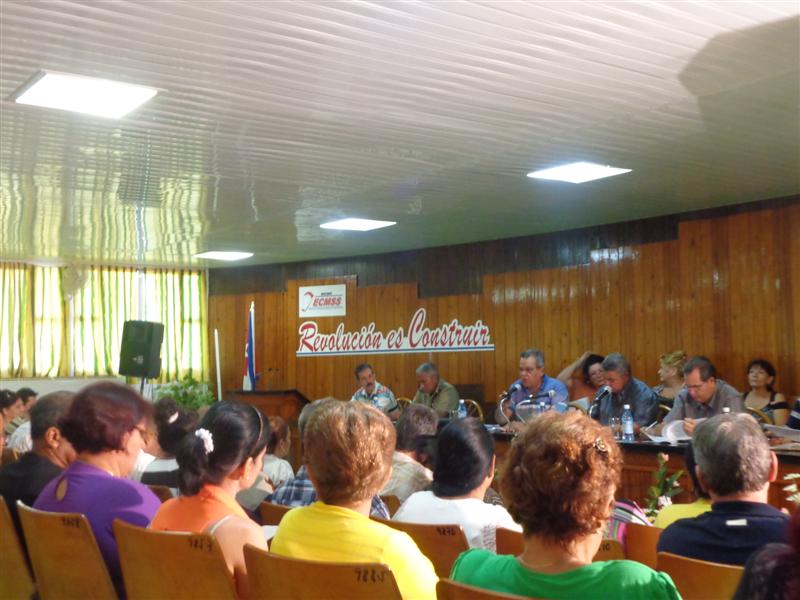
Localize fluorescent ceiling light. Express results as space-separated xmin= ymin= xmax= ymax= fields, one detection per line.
xmin=320 ymin=218 xmax=396 ymax=231
xmin=527 ymin=162 xmax=632 ymax=184
xmin=193 ymin=251 xmax=253 ymax=262
xmin=13 ymin=71 xmax=158 ymax=118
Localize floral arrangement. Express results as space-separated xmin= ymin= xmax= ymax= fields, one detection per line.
xmin=644 ymin=453 xmax=684 ymax=521
xmin=157 ymin=374 xmax=215 ymax=410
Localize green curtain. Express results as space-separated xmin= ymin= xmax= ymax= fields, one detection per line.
xmin=0 ymin=263 xmax=208 ymax=382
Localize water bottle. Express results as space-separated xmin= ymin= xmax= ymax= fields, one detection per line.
xmin=621 ymin=404 xmax=635 ymax=442
xmin=537 ymin=400 xmax=547 ymax=416
xmin=457 ymin=399 xmax=468 ymax=419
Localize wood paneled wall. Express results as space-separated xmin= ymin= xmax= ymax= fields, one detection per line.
xmin=208 ymin=201 xmax=800 ymax=403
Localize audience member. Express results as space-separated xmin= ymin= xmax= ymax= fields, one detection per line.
xmin=7 ymin=419 xmax=32 ymax=453
xmin=653 ymin=444 xmax=711 ymax=528
xmin=350 ymin=363 xmax=399 ymax=420
xmin=262 ymin=415 xmax=294 ymax=488
xmin=140 ymin=397 xmax=198 ymax=493
xmin=394 ymin=417 xmax=521 ymax=550
xmin=594 ymin=353 xmax=659 ymax=427
xmin=34 ymin=382 xmax=161 ymax=598
xmin=451 ymin=411 xmax=678 ymax=599
xmin=271 ymin=398 xmax=389 ymax=518
xmin=1 ymin=389 xmax=24 ymax=436
xmin=0 ymin=391 xmax=75 ymax=540
xmin=743 ymin=359 xmax=789 ymax=426
xmin=271 ymin=401 xmax=438 ymax=600
xmin=733 ymin=509 xmax=800 ymax=600
xmin=662 ymin=356 xmax=744 ymax=435
xmin=497 ymin=349 xmax=568 ymax=425
xmin=652 ymin=350 xmax=687 ymax=405
xmin=788 ymin=398 xmax=800 ymax=429
xmin=381 ymin=404 xmax=436 ymax=502
xmin=657 ymin=414 xmax=788 ymax=565
xmin=4 ymin=387 xmax=37 ymax=436
xmin=412 ymin=362 xmax=459 ymax=418
xmin=556 ymin=351 xmax=605 ymax=401
xmin=151 ymin=401 xmax=269 ymax=599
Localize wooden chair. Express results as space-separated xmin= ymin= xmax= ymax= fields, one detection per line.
xmin=17 ymin=502 xmax=117 ymax=600
xmin=658 ymin=404 xmax=672 ymax=422
xmin=374 ymin=518 xmax=469 ymax=577
xmin=568 ymin=401 xmax=588 ymax=414
xmin=437 ymin=579 xmax=530 ymax=599
xmin=259 ymin=500 xmax=292 ymax=525
xmin=593 ymin=539 xmax=625 ymax=561
xmin=0 ymin=497 xmax=35 ymax=600
xmin=625 ymin=523 xmax=662 ymax=569
xmin=747 ymin=406 xmax=773 ymax=424
xmin=381 ymin=494 xmax=402 ymax=516
xmin=243 ymin=544 xmax=402 ymax=600
xmin=396 ymin=397 xmax=412 ymax=411
xmin=113 ymin=520 xmax=237 ymax=600
xmin=657 ymin=552 xmax=744 ymax=600
xmin=147 ymin=484 xmax=174 ymax=503
xmin=462 ymin=399 xmax=484 ymax=421
xmin=495 ymin=527 xmax=524 ymax=556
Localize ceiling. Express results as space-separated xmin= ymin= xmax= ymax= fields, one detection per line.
xmin=1 ymin=1 xmax=798 ymax=269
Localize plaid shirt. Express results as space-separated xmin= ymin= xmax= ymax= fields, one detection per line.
xmin=269 ymin=466 xmax=389 ymax=519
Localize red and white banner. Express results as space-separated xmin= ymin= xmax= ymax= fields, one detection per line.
xmin=297 ymin=308 xmax=494 ymax=356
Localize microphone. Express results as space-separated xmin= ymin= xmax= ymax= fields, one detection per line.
xmin=589 ymin=385 xmax=612 ymax=420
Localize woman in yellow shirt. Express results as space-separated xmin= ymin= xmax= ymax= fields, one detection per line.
xmin=270 ymin=401 xmax=438 ymax=600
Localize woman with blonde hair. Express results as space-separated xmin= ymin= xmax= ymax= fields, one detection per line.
xmin=653 ymin=350 xmax=687 ymax=405
xmin=451 ymin=411 xmax=679 ymax=599
xmin=271 ymin=401 xmax=437 ymax=600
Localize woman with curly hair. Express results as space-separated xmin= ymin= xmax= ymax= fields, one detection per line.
xmin=450 ymin=411 xmax=679 ymax=599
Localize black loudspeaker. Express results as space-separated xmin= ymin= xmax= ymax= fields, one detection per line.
xmin=119 ymin=320 xmax=164 ymax=379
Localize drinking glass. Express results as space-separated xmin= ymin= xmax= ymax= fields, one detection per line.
xmin=610 ymin=417 xmax=622 ymax=440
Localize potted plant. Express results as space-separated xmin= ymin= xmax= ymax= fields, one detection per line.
xmin=156 ymin=375 xmax=215 ymax=410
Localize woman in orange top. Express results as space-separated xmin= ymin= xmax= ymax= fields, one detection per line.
xmin=151 ymin=401 xmax=269 ymax=599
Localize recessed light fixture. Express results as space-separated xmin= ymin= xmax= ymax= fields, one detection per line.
xmin=320 ymin=218 xmax=397 ymax=231
xmin=13 ymin=71 xmax=158 ymax=118
xmin=527 ymin=162 xmax=632 ymax=184
xmin=193 ymin=251 xmax=253 ymax=262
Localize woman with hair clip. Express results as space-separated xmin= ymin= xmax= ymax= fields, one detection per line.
xmin=140 ymin=397 xmax=198 ymax=494
xmin=151 ymin=401 xmax=270 ymax=599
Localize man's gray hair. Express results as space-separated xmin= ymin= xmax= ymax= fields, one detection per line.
xmin=519 ymin=349 xmax=544 ymax=368
xmin=415 ymin=362 xmax=438 ymax=376
xmin=601 ymin=353 xmax=630 ymax=376
xmin=693 ymin=414 xmax=772 ymax=497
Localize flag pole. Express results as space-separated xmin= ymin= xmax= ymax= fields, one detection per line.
xmin=214 ymin=328 xmax=222 ymax=401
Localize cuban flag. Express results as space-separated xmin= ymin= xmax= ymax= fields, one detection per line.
xmin=242 ymin=301 xmax=257 ymax=390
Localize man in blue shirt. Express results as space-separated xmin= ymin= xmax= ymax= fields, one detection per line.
xmin=657 ymin=414 xmax=788 ymax=565
xmin=594 ymin=353 xmax=659 ymax=427
xmin=496 ymin=348 xmax=568 ymax=426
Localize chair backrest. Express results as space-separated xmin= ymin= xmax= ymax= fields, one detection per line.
xmin=462 ymin=399 xmax=484 ymax=422
xmin=113 ymin=520 xmax=237 ymax=600
xmin=657 ymin=552 xmax=744 ymax=600
xmin=380 ymin=495 xmax=402 ymax=517
xmin=567 ymin=401 xmax=588 ymax=414
xmin=437 ymin=579 xmax=531 ymax=600
xmin=374 ymin=518 xmax=469 ymax=577
xmin=593 ymin=539 xmax=625 ymax=561
xmin=625 ymin=523 xmax=662 ymax=569
xmin=259 ymin=501 xmax=292 ymax=525
xmin=658 ymin=404 xmax=671 ymax=422
xmin=396 ymin=397 xmax=412 ymax=411
xmin=17 ymin=502 xmax=117 ymax=600
xmin=243 ymin=544 xmax=402 ymax=600
xmin=746 ymin=406 xmax=773 ymax=425
xmin=0 ymin=497 xmax=35 ymax=600
xmin=495 ymin=527 xmax=524 ymax=556
xmin=146 ymin=484 xmax=174 ymax=503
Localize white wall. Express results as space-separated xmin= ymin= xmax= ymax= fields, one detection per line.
xmin=0 ymin=376 xmax=164 ymax=401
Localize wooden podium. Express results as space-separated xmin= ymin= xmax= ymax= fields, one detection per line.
xmin=225 ymin=389 xmax=310 ymax=470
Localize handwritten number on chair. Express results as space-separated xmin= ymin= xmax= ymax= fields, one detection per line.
xmin=61 ymin=516 xmax=81 ymax=528
xmin=436 ymin=526 xmax=457 ymax=536
xmin=353 ymin=568 xmax=386 ymax=584
xmin=187 ymin=537 xmax=213 ymax=552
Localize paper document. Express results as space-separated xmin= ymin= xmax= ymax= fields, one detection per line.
xmin=661 ymin=418 xmax=707 ymax=443
xmin=763 ymin=425 xmax=800 ymax=442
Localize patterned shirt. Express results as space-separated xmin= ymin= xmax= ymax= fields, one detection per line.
xmin=269 ymin=465 xmax=389 ymax=519
xmin=350 ymin=381 xmax=398 ymax=414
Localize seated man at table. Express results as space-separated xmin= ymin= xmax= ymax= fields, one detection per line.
xmin=657 ymin=413 xmax=789 ymax=565
xmin=593 ymin=353 xmax=659 ymax=427
xmin=496 ymin=348 xmax=568 ymax=425
xmin=661 ymin=356 xmax=743 ymax=436
xmin=412 ymin=362 xmax=459 ymax=418
xmin=350 ymin=363 xmax=400 ymax=421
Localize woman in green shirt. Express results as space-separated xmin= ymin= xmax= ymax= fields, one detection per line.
xmin=450 ymin=411 xmax=680 ymax=600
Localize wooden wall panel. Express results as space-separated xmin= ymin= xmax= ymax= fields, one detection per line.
xmin=209 ymin=203 xmax=799 ymax=404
